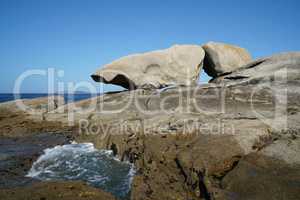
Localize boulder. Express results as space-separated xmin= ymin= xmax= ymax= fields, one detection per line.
xmin=91 ymin=45 xmax=205 ymax=89
xmin=203 ymin=41 xmax=252 ymax=77
xmin=211 ymin=52 xmax=300 ymax=85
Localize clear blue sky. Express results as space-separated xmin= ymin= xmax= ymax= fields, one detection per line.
xmin=0 ymin=0 xmax=299 ymax=93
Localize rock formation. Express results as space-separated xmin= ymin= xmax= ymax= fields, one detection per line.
xmin=68 ymin=49 xmax=300 ymax=199
xmin=211 ymin=52 xmax=300 ymax=86
xmin=203 ymin=41 xmax=252 ymax=78
xmin=1 ymin=44 xmax=299 ymax=200
xmin=91 ymin=45 xmax=205 ymax=89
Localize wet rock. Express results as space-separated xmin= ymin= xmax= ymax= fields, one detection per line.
xmin=203 ymin=41 xmax=252 ymax=78
xmin=91 ymin=45 xmax=205 ymax=89
xmin=0 ymin=133 xmax=70 ymax=188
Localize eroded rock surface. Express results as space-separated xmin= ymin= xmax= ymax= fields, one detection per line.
xmin=1 ymin=50 xmax=300 ymax=200
xmin=203 ymin=41 xmax=252 ymax=78
xmin=91 ymin=45 xmax=205 ymax=89
xmin=72 ymin=81 xmax=299 ymax=199
xmin=212 ymin=52 xmax=300 ymax=86
xmin=0 ymin=96 xmax=71 ymax=137
xmin=76 ymin=51 xmax=300 ymax=199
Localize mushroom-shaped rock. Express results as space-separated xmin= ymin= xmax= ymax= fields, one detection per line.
xmin=91 ymin=45 xmax=205 ymax=89
xmin=203 ymin=41 xmax=252 ymax=78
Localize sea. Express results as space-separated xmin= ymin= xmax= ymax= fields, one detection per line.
xmin=0 ymin=94 xmax=135 ymax=199
xmin=0 ymin=93 xmax=97 ymax=103
xmin=27 ymin=143 xmax=135 ymax=199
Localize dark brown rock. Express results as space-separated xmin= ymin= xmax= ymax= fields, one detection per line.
xmin=0 ymin=181 xmax=116 ymax=200
xmin=220 ymin=153 xmax=300 ymax=200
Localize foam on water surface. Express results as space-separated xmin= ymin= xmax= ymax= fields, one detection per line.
xmin=27 ymin=143 xmax=135 ymax=199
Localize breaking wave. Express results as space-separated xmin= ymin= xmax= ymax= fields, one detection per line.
xmin=27 ymin=143 xmax=135 ymax=199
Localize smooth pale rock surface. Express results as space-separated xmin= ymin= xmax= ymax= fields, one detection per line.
xmin=212 ymin=52 xmax=300 ymax=85
xmin=91 ymin=45 xmax=205 ymax=89
xmin=203 ymin=41 xmax=252 ymax=77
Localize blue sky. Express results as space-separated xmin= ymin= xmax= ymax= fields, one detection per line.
xmin=0 ymin=0 xmax=299 ymax=93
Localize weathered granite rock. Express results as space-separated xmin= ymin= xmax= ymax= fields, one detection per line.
xmin=77 ymin=56 xmax=300 ymax=199
xmin=212 ymin=52 xmax=300 ymax=86
xmin=203 ymin=41 xmax=252 ymax=77
xmin=72 ymin=80 xmax=299 ymax=199
xmin=91 ymin=45 xmax=205 ymax=89
xmin=1 ymin=51 xmax=300 ymax=200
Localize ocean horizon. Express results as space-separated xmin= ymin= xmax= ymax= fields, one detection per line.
xmin=0 ymin=93 xmax=99 ymax=103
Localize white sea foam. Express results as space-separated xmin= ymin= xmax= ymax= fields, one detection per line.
xmin=27 ymin=143 xmax=135 ymax=198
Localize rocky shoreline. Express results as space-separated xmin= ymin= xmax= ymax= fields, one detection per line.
xmin=0 ymin=42 xmax=299 ymax=199
xmin=0 ymin=99 xmax=117 ymax=200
